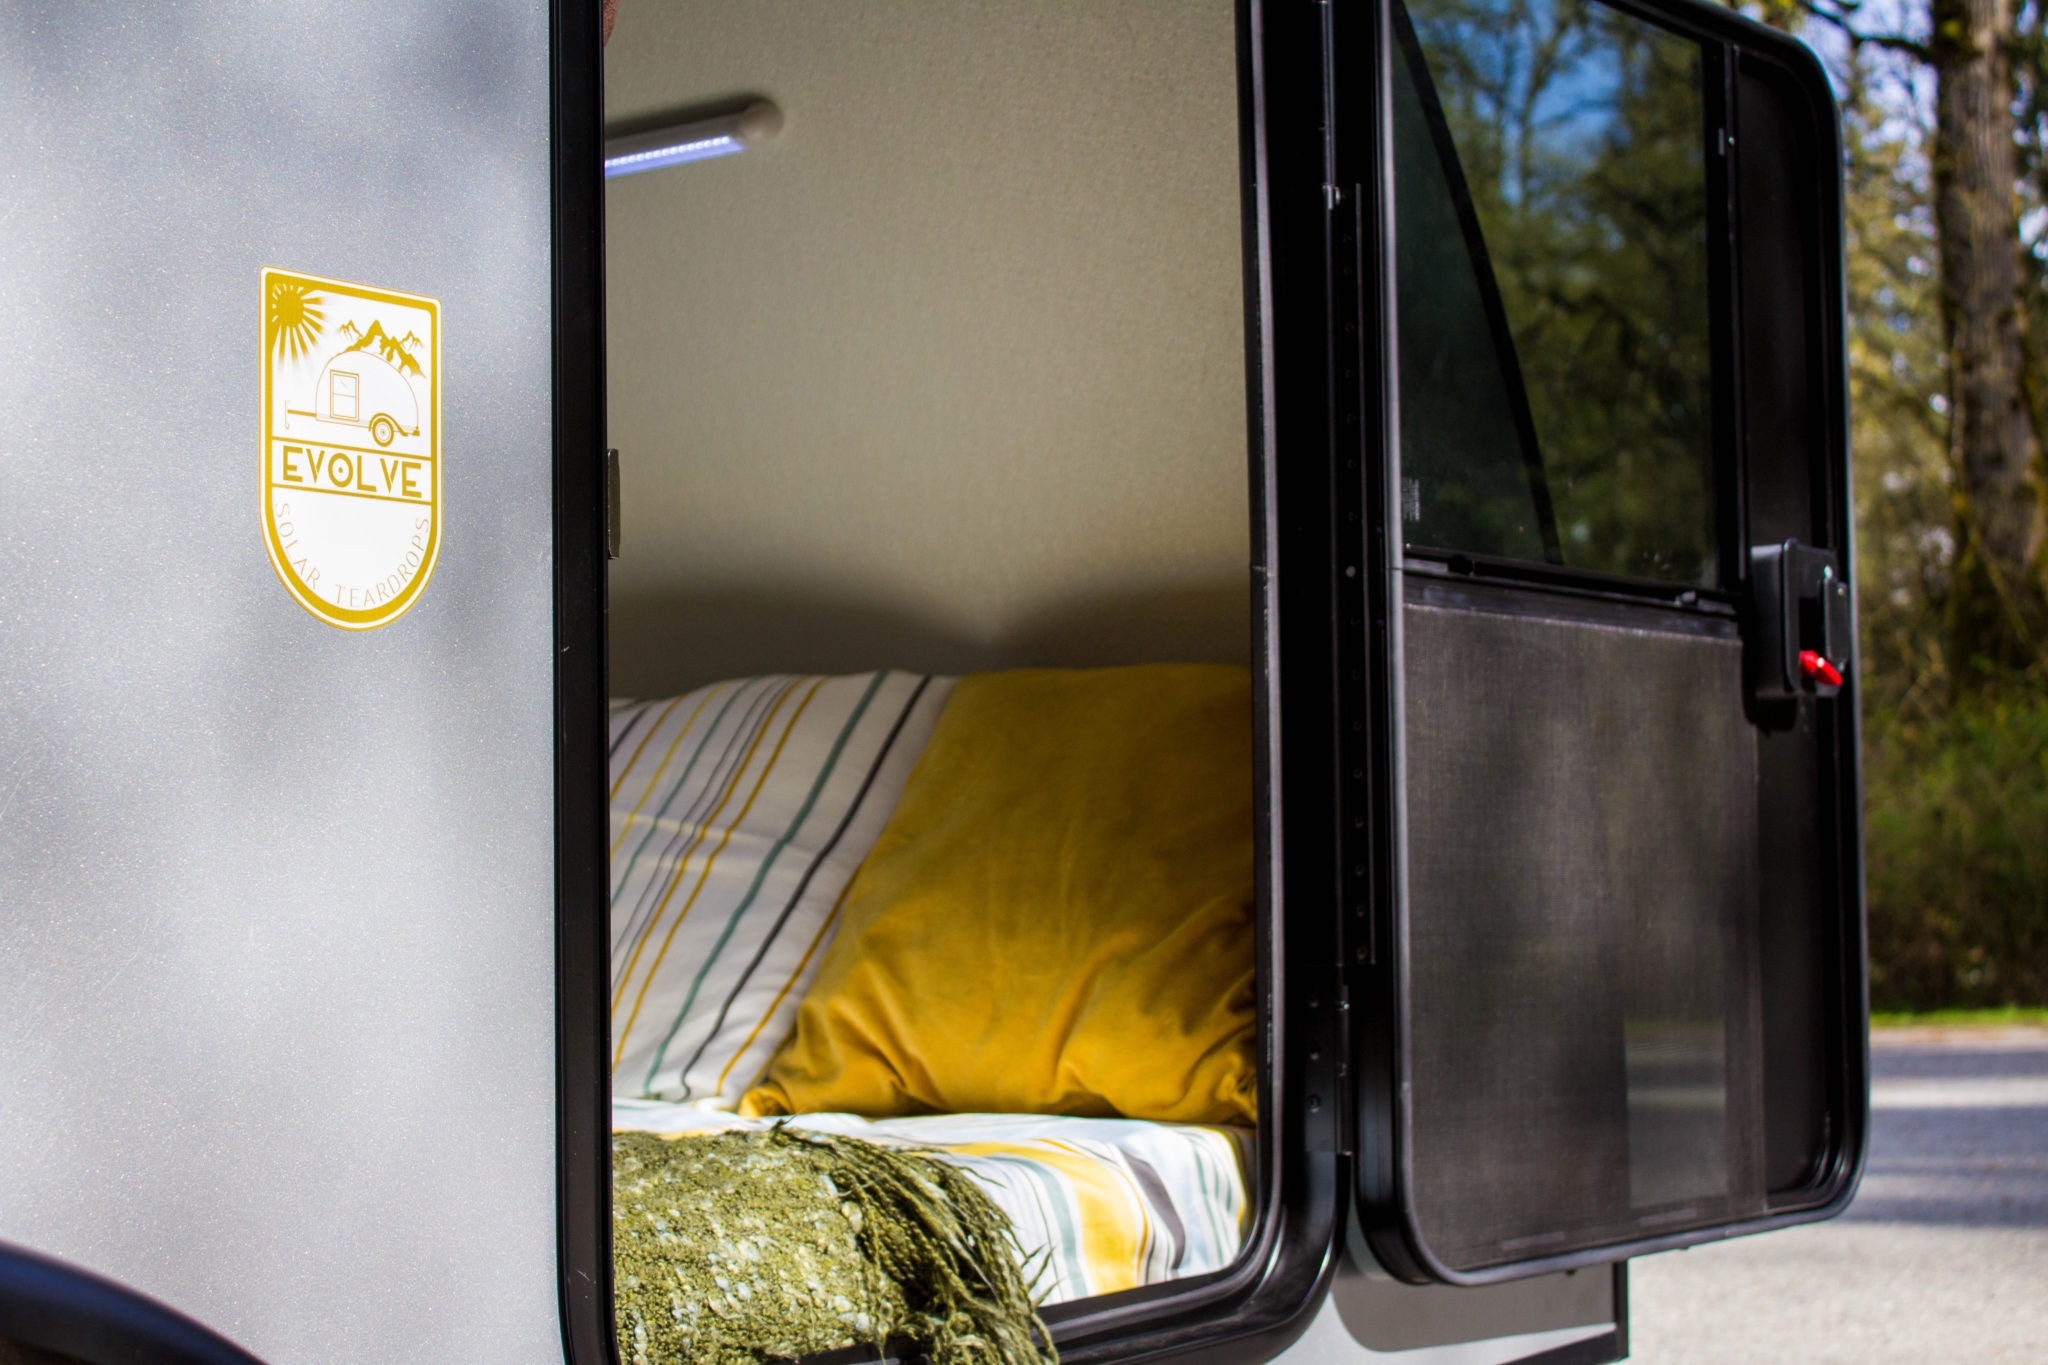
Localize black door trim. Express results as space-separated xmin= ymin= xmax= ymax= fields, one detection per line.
xmin=551 ymin=1 xmax=614 ymax=1363
xmin=549 ymin=0 xmax=1361 ymax=1360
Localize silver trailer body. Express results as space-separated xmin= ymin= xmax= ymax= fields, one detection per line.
xmin=0 ymin=5 xmax=561 ymax=1363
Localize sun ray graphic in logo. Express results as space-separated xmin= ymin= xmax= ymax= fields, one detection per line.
xmin=266 ymin=279 xmax=325 ymax=365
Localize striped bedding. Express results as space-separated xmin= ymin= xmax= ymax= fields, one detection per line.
xmin=608 ymin=672 xmax=954 ymax=1107
xmin=612 ymin=1100 xmax=1252 ymax=1306
xmin=609 ymin=670 xmax=1253 ymax=1303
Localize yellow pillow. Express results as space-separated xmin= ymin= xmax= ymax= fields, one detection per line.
xmin=740 ymin=664 xmax=1256 ymax=1126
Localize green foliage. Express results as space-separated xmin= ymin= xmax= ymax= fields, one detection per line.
xmin=1406 ymin=0 xmax=1718 ymax=583
xmin=1777 ymin=8 xmax=2048 ymax=1006
xmin=1871 ymin=1004 xmax=2048 ymax=1026
xmin=1473 ymin=9 xmax=1716 ymax=583
xmin=1866 ymin=696 xmax=2048 ymax=1007
xmin=1840 ymin=60 xmax=1952 ymax=718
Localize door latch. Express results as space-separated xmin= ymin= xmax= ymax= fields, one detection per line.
xmin=1751 ymin=540 xmax=1850 ymax=698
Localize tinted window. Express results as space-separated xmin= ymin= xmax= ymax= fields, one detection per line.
xmin=1394 ymin=0 xmax=1715 ymax=585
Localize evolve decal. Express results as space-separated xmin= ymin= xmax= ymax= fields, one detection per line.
xmin=260 ymin=268 xmax=441 ymax=629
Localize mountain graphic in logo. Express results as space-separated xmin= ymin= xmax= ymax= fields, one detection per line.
xmin=336 ymin=319 xmax=425 ymax=379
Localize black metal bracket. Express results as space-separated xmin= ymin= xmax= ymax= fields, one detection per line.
xmin=1750 ymin=539 xmax=1851 ymax=699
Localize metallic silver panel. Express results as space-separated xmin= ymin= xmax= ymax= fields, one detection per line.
xmin=0 ymin=6 xmax=560 ymax=1364
xmin=1274 ymin=1255 xmax=1612 ymax=1364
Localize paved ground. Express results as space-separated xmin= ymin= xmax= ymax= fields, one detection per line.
xmin=1628 ymin=1026 xmax=2048 ymax=1362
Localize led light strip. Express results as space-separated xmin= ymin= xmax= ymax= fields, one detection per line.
xmin=604 ymin=99 xmax=782 ymax=180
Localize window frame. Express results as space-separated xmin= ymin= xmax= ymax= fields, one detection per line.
xmin=329 ymin=370 xmax=360 ymax=422
xmin=1388 ymin=0 xmax=1741 ymax=605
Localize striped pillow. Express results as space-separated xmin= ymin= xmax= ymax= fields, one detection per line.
xmin=608 ymin=671 xmax=955 ymax=1107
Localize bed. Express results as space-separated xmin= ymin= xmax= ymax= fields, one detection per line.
xmin=609 ymin=669 xmax=1255 ymax=1314
xmin=612 ymin=1101 xmax=1250 ymax=1305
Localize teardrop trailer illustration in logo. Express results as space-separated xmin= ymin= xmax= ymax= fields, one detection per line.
xmin=261 ymin=268 xmax=441 ymax=629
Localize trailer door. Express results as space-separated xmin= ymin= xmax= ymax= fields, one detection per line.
xmin=0 ymin=4 xmax=608 ymax=1364
xmin=1331 ymin=0 xmax=1867 ymax=1284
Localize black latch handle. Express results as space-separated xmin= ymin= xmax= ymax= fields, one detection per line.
xmin=1751 ymin=540 xmax=1850 ymax=699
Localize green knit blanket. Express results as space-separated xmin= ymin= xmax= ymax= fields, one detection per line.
xmin=613 ymin=1127 xmax=1056 ymax=1365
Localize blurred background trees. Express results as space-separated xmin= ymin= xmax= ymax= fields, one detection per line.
xmin=1754 ymin=0 xmax=2048 ymax=1006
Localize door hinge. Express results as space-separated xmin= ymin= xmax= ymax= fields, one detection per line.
xmin=606 ymin=447 xmax=621 ymax=559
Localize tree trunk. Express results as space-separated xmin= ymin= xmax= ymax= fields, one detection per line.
xmin=1931 ymin=0 xmax=2040 ymax=682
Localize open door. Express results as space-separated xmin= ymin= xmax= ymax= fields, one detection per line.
xmin=1332 ymin=0 xmax=1866 ymax=1285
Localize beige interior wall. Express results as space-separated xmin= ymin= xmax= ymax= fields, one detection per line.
xmin=603 ymin=0 xmax=1249 ymax=696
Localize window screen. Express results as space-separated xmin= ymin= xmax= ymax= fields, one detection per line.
xmin=1393 ymin=0 xmax=1716 ymax=586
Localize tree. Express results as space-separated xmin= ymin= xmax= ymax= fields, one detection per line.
xmin=1796 ymin=0 xmax=2042 ymax=688
xmin=1776 ymin=0 xmax=2048 ymax=1006
xmin=1934 ymin=0 xmax=2040 ymax=676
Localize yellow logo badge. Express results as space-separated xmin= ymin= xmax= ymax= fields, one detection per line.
xmin=261 ymin=268 xmax=441 ymax=629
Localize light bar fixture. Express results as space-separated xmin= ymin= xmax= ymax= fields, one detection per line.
xmin=604 ymin=99 xmax=783 ymax=179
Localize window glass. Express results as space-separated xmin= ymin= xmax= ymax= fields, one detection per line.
xmin=331 ymin=370 xmax=359 ymax=421
xmin=1394 ymin=0 xmax=1716 ymax=586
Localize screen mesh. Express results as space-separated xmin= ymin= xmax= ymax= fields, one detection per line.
xmin=1402 ymin=598 xmax=1765 ymax=1269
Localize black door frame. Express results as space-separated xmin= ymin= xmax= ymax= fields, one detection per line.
xmin=546 ymin=2 xmax=1359 ymax=1363
xmin=1335 ymin=0 xmax=1868 ymax=1286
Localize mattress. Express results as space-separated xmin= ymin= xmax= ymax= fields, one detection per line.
xmin=613 ymin=1099 xmax=1252 ymax=1305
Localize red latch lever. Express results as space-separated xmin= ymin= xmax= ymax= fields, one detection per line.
xmin=1798 ymin=649 xmax=1843 ymax=687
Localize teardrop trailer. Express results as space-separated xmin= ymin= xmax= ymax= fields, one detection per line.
xmin=282 ymin=325 xmax=425 ymax=450
xmin=0 ymin=3 xmax=1865 ymax=1365
xmin=311 ymin=349 xmax=419 ymax=448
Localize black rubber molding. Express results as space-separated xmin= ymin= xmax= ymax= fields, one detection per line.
xmin=0 ymin=1239 xmax=268 ymax=1365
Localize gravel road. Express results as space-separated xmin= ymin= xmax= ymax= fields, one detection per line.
xmin=1628 ymin=1026 xmax=2048 ymax=1362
